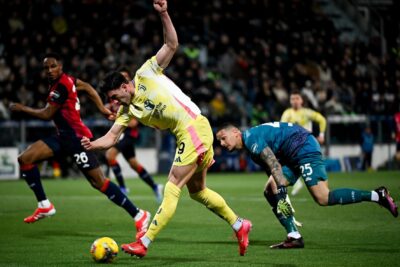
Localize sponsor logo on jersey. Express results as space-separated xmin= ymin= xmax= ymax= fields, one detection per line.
xmin=154 ymin=102 xmax=166 ymax=118
xmin=174 ymin=156 xmax=182 ymax=163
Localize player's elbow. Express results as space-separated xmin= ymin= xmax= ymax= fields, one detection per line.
xmin=41 ymin=113 xmax=54 ymax=121
xmin=167 ymin=41 xmax=179 ymax=52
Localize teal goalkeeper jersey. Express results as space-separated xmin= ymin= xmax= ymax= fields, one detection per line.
xmin=242 ymin=122 xmax=311 ymax=167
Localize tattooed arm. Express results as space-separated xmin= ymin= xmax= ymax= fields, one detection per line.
xmin=260 ymin=146 xmax=293 ymax=216
xmin=259 ymin=146 xmax=286 ymax=186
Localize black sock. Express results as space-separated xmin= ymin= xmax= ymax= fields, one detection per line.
xmin=102 ymin=180 xmax=139 ymax=218
xmin=111 ymin=163 xmax=126 ymax=188
xmin=138 ymin=168 xmax=157 ymax=190
xmin=21 ymin=164 xmax=46 ymax=202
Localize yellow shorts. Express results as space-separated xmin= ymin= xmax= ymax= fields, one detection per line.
xmin=173 ymin=115 xmax=215 ymax=173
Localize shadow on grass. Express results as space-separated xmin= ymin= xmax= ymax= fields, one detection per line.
xmin=156 ymin=237 xmax=272 ymax=247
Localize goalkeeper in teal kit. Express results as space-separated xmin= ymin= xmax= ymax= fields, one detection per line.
xmin=216 ymin=122 xmax=398 ymax=249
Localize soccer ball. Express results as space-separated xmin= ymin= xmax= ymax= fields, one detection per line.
xmin=90 ymin=237 xmax=118 ymax=263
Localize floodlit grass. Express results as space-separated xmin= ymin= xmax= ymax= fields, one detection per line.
xmin=0 ymin=171 xmax=399 ymax=266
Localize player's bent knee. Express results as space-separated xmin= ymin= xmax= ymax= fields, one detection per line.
xmin=87 ymin=177 xmax=105 ymax=190
xmin=314 ymin=196 xmax=329 ymax=206
xmin=18 ymin=154 xmax=32 ymax=166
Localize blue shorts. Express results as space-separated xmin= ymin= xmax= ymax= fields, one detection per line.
xmin=42 ymin=135 xmax=99 ymax=171
xmin=283 ymin=135 xmax=328 ymax=187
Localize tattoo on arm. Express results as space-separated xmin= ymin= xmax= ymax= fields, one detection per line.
xmin=260 ymin=147 xmax=286 ymax=186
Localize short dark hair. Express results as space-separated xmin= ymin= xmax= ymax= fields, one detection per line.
xmin=216 ymin=122 xmax=239 ymax=133
xmin=43 ymin=52 xmax=61 ymax=62
xmin=290 ymin=89 xmax=302 ymax=96
xmin=99 ymin=71 xmax=128 ymax=94
xmin=117 ymin=65 xmax=131 ymax=75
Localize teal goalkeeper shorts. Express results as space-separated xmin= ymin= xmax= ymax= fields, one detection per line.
xmin=282 ymin=135 xmax=328 ymax=187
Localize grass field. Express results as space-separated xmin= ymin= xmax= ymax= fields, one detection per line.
xmin=0 ymin=171 xmax=399 ymax=267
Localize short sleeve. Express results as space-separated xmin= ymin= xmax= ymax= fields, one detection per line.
xmin=115 ymin=105 xmax=132 ymax=127
xmin=136 ymin=56 xmax=164 ymax=77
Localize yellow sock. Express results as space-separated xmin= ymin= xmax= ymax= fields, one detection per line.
xmin=145 ymin=181 xmax=181 ymax=241
xmin=190 ymin=188 xmax=238 ymax=225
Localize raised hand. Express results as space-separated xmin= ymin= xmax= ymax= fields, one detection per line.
xmin=153 ymin=0 xmax=167 ymax=13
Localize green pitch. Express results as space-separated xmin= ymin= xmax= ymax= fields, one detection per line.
xmin=0 ymin=171 xmax=399 ymax=267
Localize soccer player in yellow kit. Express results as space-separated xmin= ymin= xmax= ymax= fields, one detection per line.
xmin=281 ymin=90 xmax=327 ymax=196
xmin=81 ymin=0 xmax=251 ymax=258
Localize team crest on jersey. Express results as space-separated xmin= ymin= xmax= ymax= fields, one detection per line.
xmin=144 ymin=99 xmax=155 ymax=110
xmin=138 ymin=84 xmax=146 ymax=91
xmin=50 ymin=90 xmax=61 ymax=100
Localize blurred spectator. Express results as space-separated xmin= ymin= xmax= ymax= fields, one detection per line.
xmin=0 ymin=98 xmax=11 ymax=120
xmin=393 ymin=112 xmax=400 ymax=162
xmin=0 ymin=0 xmax=397 ymax=125
xmin=360 ymin=126 xmax=374 ymax=171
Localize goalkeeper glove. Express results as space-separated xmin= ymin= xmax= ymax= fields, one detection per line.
xmin=276 ymin=186 xmax=294 ymax=217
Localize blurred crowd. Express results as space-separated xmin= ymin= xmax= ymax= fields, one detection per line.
xmin=0 ymin=0 xmax=399 ymax=126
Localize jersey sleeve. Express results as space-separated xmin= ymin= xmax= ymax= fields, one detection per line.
xmin=48 ymin=84 xmax=68 ymax=106
xmin=243 ymin=129 xmax=264 ymax=156
xmin=136 ymin=56 xmax=164 ymax=78
xmin=307 ymin=108 xmax=327 ymax=132
xmin=115 ymin=105 xmax=133 ymax=127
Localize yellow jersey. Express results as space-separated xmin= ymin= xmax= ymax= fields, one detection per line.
xmin=280 ymin=108 xmax=326 ymax=133
xmin=115 ymin=56 xmax=201 ymax=136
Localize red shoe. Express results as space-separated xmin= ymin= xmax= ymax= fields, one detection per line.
xmin=121 ymin=239 xmax=147 ymax=258
xmin=375 ymin=186 xmax=398 ymax=217
xmin=270 ymin=236 xmax=304 ymax=249
xmin=235 ymin=219 xmax=252 ymax=256
xmin=24 ymin=203 xmax=56 ymax=223
xmin=135 ymin=210 xmax=151 ymax=240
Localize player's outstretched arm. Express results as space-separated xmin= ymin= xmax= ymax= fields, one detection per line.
xmin=76 ymin=79 xmax=114 ymax=119
xmin=81 ymin=123 xmax=126 ymax=151
xmin=260 ymin=146 xmax=293 ymax=216
xmin=154 ymin=0 xmax=178 ymax=69
xmin=9 ymin=102 xmax=58 ymax=120
xmin=260 ymin=146 xmax=286 ymax=186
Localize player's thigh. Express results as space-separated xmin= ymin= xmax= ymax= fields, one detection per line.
xmin=169 ymin=163 xmax=198 ymax=189
xmin=18 ymin=139 xmax=55 ymax=165
xmin=64 ymin=137 xmax=101 ymax=181
xmin=297 ymin=153 xmax=328 ymax=187
xmin=186 ymin=167 xmax=207 ymax=194
xmin=173 ymin=116 xmax=214 ymax=173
